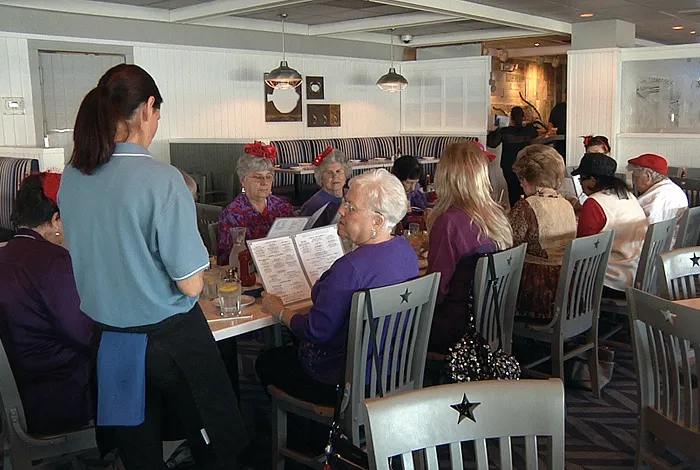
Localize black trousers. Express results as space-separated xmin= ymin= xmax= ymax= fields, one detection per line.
xmin=502 ymin=165 xmax=524 ymax=207
xmin=95 ymin=306 xmax=248 ymax=470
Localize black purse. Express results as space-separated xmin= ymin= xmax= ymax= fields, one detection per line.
xmin=446 ymin=252 xmax=521 ymax=382
xmin=323 ymin=291 xmax=383 ymax=470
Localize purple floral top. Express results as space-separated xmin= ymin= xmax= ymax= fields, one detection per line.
xmin=408 ymin=188 xmax=431 ymax=212
xmin=217 ymin=193 xmax=294 ymax=265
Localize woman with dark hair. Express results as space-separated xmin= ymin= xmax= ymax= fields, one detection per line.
xmin=487 ymin=106 xmax=539 ymax=207
xmin=583 ymin=135 xmax=611 ymax=155
xmin=391 ymin=155 xmax=430 ymax=211
xmin=572 ymin=153 xmax=648 ymax=297
xmin=59 ymin=64 xmax=247 ymax=469
xmin=0 ymin=172 xmax=94 ymax=435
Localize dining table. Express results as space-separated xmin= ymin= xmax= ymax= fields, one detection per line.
xmin=672 ymin=297 xmax=700 ymax=309
xmin=202 ymin=294 xmax=311 ymax=342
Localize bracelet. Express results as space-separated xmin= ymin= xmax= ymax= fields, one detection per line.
xmin=277 ymin=308 xmax=286 ymax=323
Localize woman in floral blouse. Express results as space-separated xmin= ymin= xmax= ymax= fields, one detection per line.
xmin=509 ymin=144 xmax=576 ymax=322
xmin=217 ymin=151 xmax=293 ymax=264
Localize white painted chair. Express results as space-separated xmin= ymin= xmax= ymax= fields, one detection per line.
xmin=514 ymin=231 xmax=613 ymax=397
xmin=0 ymin=337 xmax=97 ymax=469
xmin=675 ymin=206 xmax=700 ymax=249
xmin=657 ymin=247 xmax=700 ymax=301
xmin=363 ymin=379 xmax=565 ymax=470
xmin=195 ymin=202 xmax=222 ymax=255
xmin=626 ymin=287 xmax=700 ymax=469
xmin=269 ymin=273 xmax=441 ymax=470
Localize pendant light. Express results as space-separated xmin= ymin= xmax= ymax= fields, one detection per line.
xmin=377 ymin=29 xmax=408 ymax=92
xmin=265 ymin=13 xmax=303 ymax=90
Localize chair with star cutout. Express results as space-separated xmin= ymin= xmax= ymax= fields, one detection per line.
xmin=675 ymin=206 xmax=700 ymax=249
xmin=513 ymin=231 xmax=613 ymax=397
xmin=626 ymin=287 xmax=700 ymax=469
xmin=268 ymin=273 xmax=441 ymax=470
xmin=657 ymin=247 xmax=700 ymax=301
xmin=363 ymin=379 xmax=565 ymax=470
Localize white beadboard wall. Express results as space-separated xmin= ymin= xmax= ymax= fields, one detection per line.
xmin=0 ymin=36 xmax=35 ymax=146
xmin=566 ymin=49 xmax=620 ymax=166
xmin=133 ymin=46 xmax=401 ymax=162
xmin=617 ymin=135 xmax=700 ymax=166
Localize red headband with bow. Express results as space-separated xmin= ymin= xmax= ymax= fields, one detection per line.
xmin=244 ymin=141 xmax=278 ymax=162
xmin=313 ymin=146 xmax=334 ymax=166
xmin=582 ymin=135 xmax=610 ymax=152
xmin=38 ymin=172 xmax=62 ymax=206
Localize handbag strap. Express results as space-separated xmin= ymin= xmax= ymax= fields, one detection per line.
xmin=477 ymin=252 xmax=503 ymax=347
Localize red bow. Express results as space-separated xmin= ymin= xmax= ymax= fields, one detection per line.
xmin=244 ymin=141 xmax=278 ymax=162
xmin=28 ymin=172 xmax=62 ymax=206
xmin=313 ymin=146 xmax=334 ymax=166
xmin=582 ymin=135 xmax=593 ymax=148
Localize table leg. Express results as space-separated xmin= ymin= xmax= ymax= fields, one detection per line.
xmin=294 ymin=174 xmax=302 ymax=200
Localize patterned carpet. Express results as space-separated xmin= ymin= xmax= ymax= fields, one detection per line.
xmin=237 ymin=344 xmax=644 ymax=470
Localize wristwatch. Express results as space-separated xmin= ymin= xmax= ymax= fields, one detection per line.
xmin=278 ymin=308 xmax=286 ymax=323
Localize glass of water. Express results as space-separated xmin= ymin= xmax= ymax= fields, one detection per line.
xmin=218 ymin=280 xmax=241 ymax=317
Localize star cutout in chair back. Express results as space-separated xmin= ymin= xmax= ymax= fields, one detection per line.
xmin=594 ymin=240 xmax=600 ymax=249
xmin=506 ymin=255 xmax=512 ymax=266
xmin=400 ymin=289 xmax=411 ymax=303
xmin=450 ymin=394 xmax=480 ymax=424
xmin=691 ymin=253 xmax=700 ymax=267
xmin=660 ymin=308 xmax=677 ymax=326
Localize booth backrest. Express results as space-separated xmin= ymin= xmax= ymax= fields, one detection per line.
xmin=270 ymin=135 xmax=478 ymax=187
xmin=0 ymin=157 xmax=39 ymax=233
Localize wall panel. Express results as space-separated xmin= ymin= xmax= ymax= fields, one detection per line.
xmin=134 ymin=46 xmax=401 ymax=162
xmin=0 ymin=36 xmax=35 ymax=146
xmin=566 ymin=49 xmax=620 ymax=166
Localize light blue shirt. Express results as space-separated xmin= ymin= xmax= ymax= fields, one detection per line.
xmin=59 ymin=142 xmax=209 ymax=328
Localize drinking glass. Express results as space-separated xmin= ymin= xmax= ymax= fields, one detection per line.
xmin=228 ymin=227 xmax=247 ymax=269
xmin=203 ymin=268 xmax=221 ymax=300
xmin=218 ymin=280 xmax=241 ymax=316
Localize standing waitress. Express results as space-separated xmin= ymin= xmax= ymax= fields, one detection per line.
xmin=59 ymin=64 xmax=247 ymax=469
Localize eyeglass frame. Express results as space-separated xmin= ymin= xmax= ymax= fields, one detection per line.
xmin=247 ymin=173 xmax=274 ymax=183
xmin=340 ymin=198 xmax=383 ymax=216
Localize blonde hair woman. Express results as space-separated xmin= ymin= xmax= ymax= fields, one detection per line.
xmin=510 ymin=144 xmax=576 ymax=322
xmin=427 ymin=141 xmax=513 ymax=354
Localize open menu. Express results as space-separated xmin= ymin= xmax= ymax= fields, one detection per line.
xmin=266 ymin=203 xmax=330 ymax=238
xmin=247 ymin=225 xmax=345 ymax=305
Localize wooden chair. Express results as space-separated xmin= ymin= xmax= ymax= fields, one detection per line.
xmin=657 ymin=247 xmax=700 ymax=301
xmin=269 ymin=273 xmax=441 ymax=470
xmin=195 ymin=203 xmax=222 ymax=255
xmin=473 ymin=244 xmax=526 ymax=354
xmin=0 ymin=337 xmax=97 ymax=469
xmin=675 ymin=206 xmax=700 ymax=249
xmin=207 ymin=222 xmax=219 ymax=258
xmin=189 ymin=171 xmax=228 ymax=205
xmin=670 ymin=177 xmax=700 ymax=208
xmin=626 ymin=288 xmax=700 ymax=469
xmin=363 ymin=379 xmax=565 ymax=470
xmin=514 ymin=231 xmax=613 ymax=397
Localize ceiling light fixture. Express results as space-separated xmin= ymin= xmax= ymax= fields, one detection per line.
xmin=691 ymin=30 xmax=697 ymax=34
xmin=265 ymin=13 xmax=302 ymax=90
xmin=672 ymin=25 xmax=684 ymax=30
xmin=580 ymin=13 xmax=594 ymax=18
xmin=534 ymin=42 xmax=540 ymax=47
xmin=377 ymin=29 xmax=408 ymax=93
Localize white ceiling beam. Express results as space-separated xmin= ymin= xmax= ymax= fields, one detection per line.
xmin=635 ymin=38 xmax=665 ymax=47
xmin=0 ymin=0 xmax=169 ymax=22
xmin=324 ymin=32 xmax=404 ymax=45
xmin=487 ymin=45 xmax=570 ymax=58
xmin=308 ymin=12 xmax=459 ymax=36
xmin=170 ymin=0 xmax=314 ymax=23
xmin=410 ymin=28 xmax=541 ymax=47
xmin=191 ymin=17 xmax=310 ymax=35
xmin=368 ymin=0 xmax=571 ymax=34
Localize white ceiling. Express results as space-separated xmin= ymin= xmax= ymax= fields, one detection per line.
xmin=4 ymin=0 xmax=700 ymax=48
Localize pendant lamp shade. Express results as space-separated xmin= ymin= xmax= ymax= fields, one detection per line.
xmin=377 ymin=30 xmax=408 ymax=92
xmin=266 ymin=14 xmax=302 ymax=90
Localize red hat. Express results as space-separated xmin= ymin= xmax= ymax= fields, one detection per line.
xmin=628 ymin=153 xmax=668 ymax=176
xmin=244 ymin=141 xmax=278 ymax=162
xmin=474 ymin=141 xmax=496 ymax=162
xmin=313 ymin=146 xmax=334 ymax=166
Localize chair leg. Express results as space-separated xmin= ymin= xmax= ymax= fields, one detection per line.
xmin=272 ymin=404 xmax=287 ymax=470
xmin=551 ymin=337 xmax=564 ymax=381
xmin=588 ymin=345 xmax=601 ymax=398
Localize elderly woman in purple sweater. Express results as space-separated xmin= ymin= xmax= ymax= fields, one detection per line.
xmin=256 ymin=169 xmax=418 ymax=405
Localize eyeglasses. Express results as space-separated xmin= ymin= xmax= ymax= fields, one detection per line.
xmin=340 ymin=198 xmax=382 ymax=216
xmin=323 ymin=169 xmax=345 ymax=177
xmin=249 ymin=174 xmax=273 ymax=183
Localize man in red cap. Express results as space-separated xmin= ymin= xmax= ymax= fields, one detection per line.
xmin=627 ymin=154 xmax=687 ymax=232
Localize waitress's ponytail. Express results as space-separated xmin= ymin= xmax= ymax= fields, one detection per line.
xmin=70 ymin=86 xmax=118 ymax=175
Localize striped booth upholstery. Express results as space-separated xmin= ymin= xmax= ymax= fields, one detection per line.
xmin=269 ymin=136 xmax=478 ymax=187
xmin=0 ymin=157 xmax=39 ymax=236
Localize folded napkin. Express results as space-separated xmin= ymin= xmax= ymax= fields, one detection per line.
xmin=97 ymin=332 xmax=148 ymax=426
xmin=279 ymin=163 xmax=299 ymax=169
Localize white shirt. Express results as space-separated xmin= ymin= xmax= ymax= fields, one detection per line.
xmin=638 ymin=179 xmax=688 ymax=225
